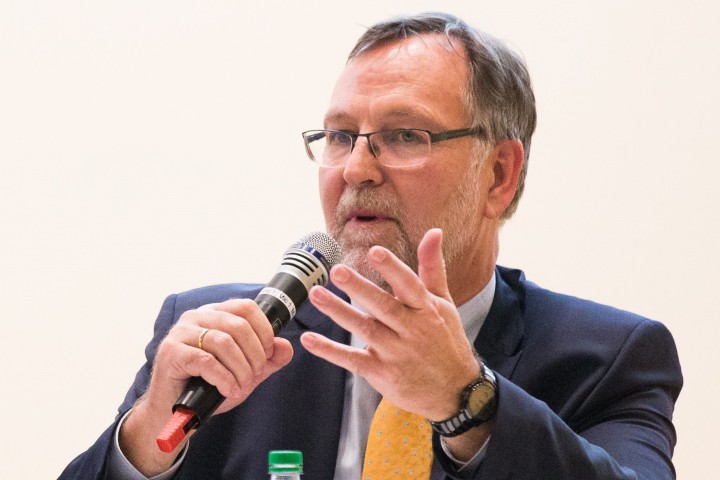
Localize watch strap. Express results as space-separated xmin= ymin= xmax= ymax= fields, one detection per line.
xmin=429 ymin=364 xmax=497 ymax=437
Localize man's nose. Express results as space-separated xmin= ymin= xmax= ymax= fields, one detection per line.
xmin=343 ymin=136 xmax=384 ymax=186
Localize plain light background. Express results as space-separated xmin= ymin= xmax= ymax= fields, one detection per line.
xmin=1 ymin=1 xmax=717 ymax=478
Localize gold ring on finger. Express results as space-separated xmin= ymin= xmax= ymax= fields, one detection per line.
xmin=198 ymin=328 xmax=211 ymax=351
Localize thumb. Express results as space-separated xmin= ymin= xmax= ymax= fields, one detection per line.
xmin=417 ymin=228 xmax=452 ymax=302
xmin=264 ymin=338 xmax=294 ymax=375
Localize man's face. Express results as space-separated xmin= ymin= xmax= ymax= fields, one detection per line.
xmin=319 ymin=35 xmax=495 ymax=298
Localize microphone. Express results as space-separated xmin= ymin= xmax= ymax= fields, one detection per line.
xmin=156 ymin=232 xmax=342 ymax=453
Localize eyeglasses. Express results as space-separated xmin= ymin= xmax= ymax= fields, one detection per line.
xmin=301 ymin=126 xmax=484 ymax=168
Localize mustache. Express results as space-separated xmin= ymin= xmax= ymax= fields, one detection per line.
xmin=333 ymin=188 xmax=404 ymax=227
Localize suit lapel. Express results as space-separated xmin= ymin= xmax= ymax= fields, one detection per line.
xmin=474 ymin=267 xmax=525 ymax=380
xmin=292 ymin=283 xmax=349 ymax=333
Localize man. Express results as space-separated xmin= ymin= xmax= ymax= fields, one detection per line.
xmin=61 ymin=12 xmax=682 ymax=479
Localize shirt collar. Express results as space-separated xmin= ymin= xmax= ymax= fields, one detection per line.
xmin=457 ymin=271 xmax=496 ymax=344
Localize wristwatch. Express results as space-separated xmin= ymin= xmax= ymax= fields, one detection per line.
xmin=429 ymin=363 xmax=497 ymax=437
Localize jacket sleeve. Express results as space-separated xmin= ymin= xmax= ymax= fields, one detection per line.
xmin=58 ymin=294 xmax=179 ymax=480
xmin=435 ymin=319 xmax=682 ymax=480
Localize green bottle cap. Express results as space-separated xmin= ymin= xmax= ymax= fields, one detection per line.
xmin=268 ymin=450 xmax=303 ymax=474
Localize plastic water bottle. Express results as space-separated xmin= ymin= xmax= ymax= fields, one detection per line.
xmin=268 ymin=450 xmax=303 ymax=479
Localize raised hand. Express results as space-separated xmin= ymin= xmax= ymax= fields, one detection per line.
xmin=301 ymin=228 xmax=480 ymax=421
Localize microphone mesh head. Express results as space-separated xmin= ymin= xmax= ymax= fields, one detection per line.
xmin=298 ymin=231 xmax=342 ymax=268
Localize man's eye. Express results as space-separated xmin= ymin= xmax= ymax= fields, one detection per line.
xmin=385 ymin=129 xmax=424 ymax=145
xmin=327 ymin=132 xmax=352 ymax=145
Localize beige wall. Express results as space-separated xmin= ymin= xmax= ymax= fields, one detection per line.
xmin=1 ymin=1 xmax=717 ymax=477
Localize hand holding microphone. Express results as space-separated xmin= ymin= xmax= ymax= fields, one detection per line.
xmin=118 ymin=233 xmax=340 ymax=474
xmin=156 ymin=232 xmax=342 ymax=451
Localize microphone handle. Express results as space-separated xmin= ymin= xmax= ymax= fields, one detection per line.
xmin=171 ymin=271 xmax=310 ymax=426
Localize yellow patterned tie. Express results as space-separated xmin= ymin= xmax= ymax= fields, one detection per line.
xmin=362 ymin=398 xmax=433 ymax=479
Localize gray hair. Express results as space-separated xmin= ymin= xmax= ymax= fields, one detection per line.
xmin=348 ymin=12 xmax=536 ymax=220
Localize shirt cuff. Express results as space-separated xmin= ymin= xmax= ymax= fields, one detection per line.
xmin=439 ymin=433 xmax=491 ymax=472
xmin=106 ymin=409 xmax=188 ymax=480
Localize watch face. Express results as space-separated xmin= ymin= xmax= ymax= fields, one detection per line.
xmin=467 ymin=382 xmax=495 ymax=416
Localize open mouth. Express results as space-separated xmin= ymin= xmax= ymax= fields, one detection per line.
xmin=347 ymin=210 xmax=391 ymax=223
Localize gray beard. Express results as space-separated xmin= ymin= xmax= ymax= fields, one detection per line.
xmin=328 ymin=149 xmax=485 ymax=295
xmin=336 ymin=228 xmax=416 ymax=293
xmin=330 ymin=188 xmax=416 ymax=293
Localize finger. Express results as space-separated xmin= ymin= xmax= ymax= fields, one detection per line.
xmin=300 ymin=331 xmax=371 ymax=376
xmin=265 ymin=338 xmax=294 ymax=373
xmin=328 ymin=263 xmax=411 ymax=333
xmin=161 ymin=334 xmax=294 ymax=402
xmin=175 ymin=300 xmax=274 ymax=388
xmin=237 ymin=338 xmax=293 ymax=398
xmin=205 ymin=299 xmax=277 ymax=358
xmin=416 ymin=228 xmax=452 ymax=302
xmin=186 ymin=324 xmax=260 ymax=391
xmin=365 ymin=245 xmax=429 ymax=310
xmin=308 ymin=285 xmax=396 ymax=345
xmin=179 ymin=308 xmax=267 ymax=379
xmin=157 ymin=339 xmax=245 ymax=399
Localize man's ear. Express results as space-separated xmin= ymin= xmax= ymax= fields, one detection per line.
xmin=484 ymin=139 xmax=524 ymax=220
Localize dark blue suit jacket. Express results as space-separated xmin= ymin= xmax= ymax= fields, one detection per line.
xmin=60 ymin=267 xmax=682 ymax=479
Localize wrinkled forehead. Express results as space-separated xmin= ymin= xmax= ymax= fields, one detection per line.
xmin=325 ymin=34 xmax=471 ymax=125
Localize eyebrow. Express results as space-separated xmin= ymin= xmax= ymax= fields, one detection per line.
xmin=323 ymin=108 xmax=434 ymax=128
xmin=322 ymin=110 xmax=352 ymax=127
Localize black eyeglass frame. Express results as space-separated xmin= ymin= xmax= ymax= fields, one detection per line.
xmin=301 ymin=126 xmax=485 ymax=166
